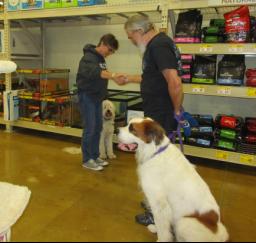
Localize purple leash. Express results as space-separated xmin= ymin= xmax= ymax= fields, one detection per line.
xmin=169 ymin=113 xmax=184 ymax=153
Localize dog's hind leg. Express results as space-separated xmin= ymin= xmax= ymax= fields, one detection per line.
xmin=174 ymin=218 xmax=229 ymax=242
xmin=106 ymin=133 xmax=116 ymax=159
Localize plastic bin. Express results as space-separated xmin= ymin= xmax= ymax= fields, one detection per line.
xmin=19 ymin=95 xmax=41 ymax=122
xmin=17 ymin=69 xmax=70 ymax=96
xmin=40 ymin=95 xmax=72 ymax=127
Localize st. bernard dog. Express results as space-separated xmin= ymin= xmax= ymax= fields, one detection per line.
xmin=118 ymin=117 xmax=229 ymax=242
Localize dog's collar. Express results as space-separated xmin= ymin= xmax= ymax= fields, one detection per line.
xmin=151 ymin=143 xmax=170 ymax=159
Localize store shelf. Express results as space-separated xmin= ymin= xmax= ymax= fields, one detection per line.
xmin=0 ymin=117 xmax=82 ymax=137
xmin=177 ymin=44 xmax=256 ymax=55
xmin=183 ymin=84 xmax=256 ymax=99
xmin=0 ymin=14 xmax=3 ymax=21
xmin=1 ymin=117 xmax=255 ymax=167
xmin=168 ymin=0 xmax=256 ymax=10
xmin=0 ymin=53 xmax=8 ymax=60
xmin=11 ymin=54 xmax=43 ymax=61
xmin=6 ymin=2 xmax=160 ymax=20
xmin=182 ymin=145 xmax=256 ymax=167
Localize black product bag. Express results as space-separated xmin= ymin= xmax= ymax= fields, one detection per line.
xmin=175 ymin=9 xmax=203 ymax=43
xmin=192 ymin=55 xmax=217 ymax=84
xmin=217 ymin=55 xmax=246 ymax=86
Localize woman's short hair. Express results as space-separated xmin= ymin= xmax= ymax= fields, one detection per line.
xmin=98 ymin=34 xmax=119 ymax=50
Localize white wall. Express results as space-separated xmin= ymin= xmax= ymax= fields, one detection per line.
xmin=45 ymin=24 xmax=144 ymax=91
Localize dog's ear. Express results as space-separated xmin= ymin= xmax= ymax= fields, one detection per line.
xmin=143 ymin=121 xmax=165 ymax=145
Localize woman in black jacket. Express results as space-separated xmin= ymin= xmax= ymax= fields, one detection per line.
xmin=76 ymin=34 xmax=126 ymax=171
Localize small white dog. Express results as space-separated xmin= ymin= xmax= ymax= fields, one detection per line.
xmin=118 ymin=118 xmax=229 ymax=242
xmin=100 ymin=100 xmax=116 ymax=160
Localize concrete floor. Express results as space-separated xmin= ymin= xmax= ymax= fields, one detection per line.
xmin=0 ymin=129 xmax=256 ymax=242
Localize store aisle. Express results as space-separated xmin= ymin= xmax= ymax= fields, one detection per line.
xmin=0 ymin=129 xmax=256 ymax=242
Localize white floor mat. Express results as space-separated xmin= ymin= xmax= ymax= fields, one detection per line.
xmin=0 ymin=183 xmax=31 ymax=234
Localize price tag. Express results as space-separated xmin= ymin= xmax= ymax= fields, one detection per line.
xmin=216 ymin=151 xmax=229 ymax=161
xmin=192 ymin=85 xmax=205 ymax=94
xmin=217 ymin=87 xmax=232 ymax=96
xmin=200 ymin=44 xmax=213 ymax=53
xmin=247 ymin=88 xmax=256 ymax=97
xmin=240 ymin=155 xmax=256 ymax=166
xmin=208 ymin=0 xmax=256 ymax=6
xmin=228 ymin=44 xmax=244 ymax=53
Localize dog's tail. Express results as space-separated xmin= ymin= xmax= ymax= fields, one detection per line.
xmin=175 ymin=218 xmax=229 ymax=242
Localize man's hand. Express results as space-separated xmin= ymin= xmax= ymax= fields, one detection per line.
xmin=113 ymin=74 xmax=128 ymax=85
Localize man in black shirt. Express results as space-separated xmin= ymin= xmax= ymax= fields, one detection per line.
xmin=124 ymin=15 xmax=183 ymax=135
xmin=123 ymin=15 xmax=184 ymax=226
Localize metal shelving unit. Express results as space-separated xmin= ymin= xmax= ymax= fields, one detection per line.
xmin=0 ymin=117 xmax=82 ymax=137
xmin=182 ymin=145 xmax=256 ymax=167
xmin=6 ymin=2 xmax=160 ymax=20
xmin=183 ymin=84 xmax=256 ymax=99
xmin=177 ymin=43 xmax=256 ymax=55
xmin=0 ymin=0 xmax=256 ymax=167
xmin=168 ymin=0 xmax=256 ymax=167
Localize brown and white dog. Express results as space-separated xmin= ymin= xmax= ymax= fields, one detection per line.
xmin=118 ymin=118 xmax=229 ymax=242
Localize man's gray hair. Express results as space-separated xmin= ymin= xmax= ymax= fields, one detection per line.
xmin=124 ymin=15 xmax=155 ymax=33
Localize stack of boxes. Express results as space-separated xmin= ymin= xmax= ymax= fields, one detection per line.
xmin=202 ymin=19 xmax=225 ymax=43
xmin=185 ymin=115 xmax=214 ymax=148
xmin=214 ymin=114 xmax=244 ymax=152
xmin=18 ymin=69 xmax=71 ymax=127
xmin=238 ymin=118 xmax=256 ymax=155
xmin=181 ymin=55 xmax=193 ymax=84
xmin=7 ymin=0 xmax=106 ymax=11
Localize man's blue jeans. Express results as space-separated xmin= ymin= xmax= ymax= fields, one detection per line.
xmin=78 ymin=92 xmax=102 ymax=163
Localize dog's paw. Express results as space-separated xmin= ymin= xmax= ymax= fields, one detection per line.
xmin=108 ymin=154 xmax=117 ymax=159
xmin=147 ymin=224 xmax=157 ymax=234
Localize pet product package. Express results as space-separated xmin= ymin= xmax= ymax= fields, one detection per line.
xmin=20 ymin=0 xmax=43 ymax=10
xmin=3 ymin=90 xmax=19 ymax=121
xmin=246 ymin=69 xmax=256 ymax=87
xmin=192 ymin=55 xmax=217 ymax=84
xmin=224 ymin=5 xmax=251 ymax=43
xmin=215 ymin=115 xmax=244 ymax=131
xmin=175 ymin=9 xmax=203 ymax=43
xmin=8 ymin=0 xmax=20 ymax=11
xmin=217 ymin=55 xmax=246 ymax=86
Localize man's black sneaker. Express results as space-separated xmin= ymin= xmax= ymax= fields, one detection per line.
xmin=135 ymin=211 xmax=155 ymax=226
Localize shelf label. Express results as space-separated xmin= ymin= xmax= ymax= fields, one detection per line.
xmin=208 ymin=0 xmax=256 ymax=6
xmin=216 ymin=151 xmax=229 ymax=161
xmin=217 ymin=87 xmax=232 ymax=96
xmin=228 ymin=44 xmax=244 ymax=53
xmin=247 ymin=88 xmax=256 ymax=97
xmin=192 ymin=85 xmax=205 ymax=94
xmin=240 ymin=155 xmax=256 ymax=166
xmin=199 ymin=44 xmax=213 ymax=53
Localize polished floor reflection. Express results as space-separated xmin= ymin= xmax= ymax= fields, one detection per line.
xmin=0 ymin=129 xmax=256 ymax=242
